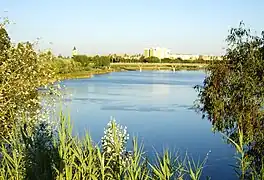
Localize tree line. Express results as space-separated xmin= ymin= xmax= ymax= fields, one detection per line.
xmin=66 ymin=54 xmax=211 ymax=64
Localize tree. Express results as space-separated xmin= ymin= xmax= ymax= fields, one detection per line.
xmin=72 ymin=54 xmax=90 ymax=66
xmin=0 ymin=27 xmax=10 ymax=51
xmin=198 ymin=55 xmax=204 ymax=61
xmin=139 ymin=56 xmax=145 ymax=63
xmin=0 ymin=27 xmax=11 ymax=62
xmin=195 ymin=22 xmax=264 ymax=174
xmin=0 ymin=36 xmax=56 ymax=139
xmin=175 ymin=57 xmax=183 ymax=63
xmin=161 ymin=58 xmax=172 ymax=63
xmin=144 ymin=56 xmax=160 ymax=63
xmin=94 ymin=56 xmax=110 ymax=68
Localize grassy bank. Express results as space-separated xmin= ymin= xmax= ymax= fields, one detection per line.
xmin=56 ymin=63 xmax=207 ymax=80
xmin=57 ymin=68 xmax=114 ymax=80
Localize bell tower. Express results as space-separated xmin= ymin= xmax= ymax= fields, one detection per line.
xmin=72 ymin=46 xmax=78 ymax=56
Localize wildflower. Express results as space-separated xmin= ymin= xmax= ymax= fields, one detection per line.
xmin=101 ymin=118 xmax=130 ymax=165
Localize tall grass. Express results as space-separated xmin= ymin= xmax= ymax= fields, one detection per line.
xmin=222 ymin=127 xmax=264 ymax=180
xmin=0 ymin=114 xmax=210 ymax=180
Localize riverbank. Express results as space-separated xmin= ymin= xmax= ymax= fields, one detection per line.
xmin=57 ymin=68 xmax=114 ymax=80
xmin=57 ymin=63 xmax=207 ymax=80
xmin=111 ymin=62 xmax=207 ymax=71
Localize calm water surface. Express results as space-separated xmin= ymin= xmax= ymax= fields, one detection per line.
xmin=58 ymin=70 xmax=236 ymax=180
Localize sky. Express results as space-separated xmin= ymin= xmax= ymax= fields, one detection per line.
xmin=0 ymin=0 xmax=263 ymax=56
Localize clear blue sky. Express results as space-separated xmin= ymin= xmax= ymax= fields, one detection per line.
xmin=1 ymin=0 xmax=263 ymax=56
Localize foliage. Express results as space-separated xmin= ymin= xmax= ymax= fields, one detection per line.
xmin=22 ymin=121 xmax=57 ymax=179
xmin=195 ymin=22 xmax=264 ymax=176
xmin=93 ymin=55 xmax=110 ymax=68
xmin=72 ymin=55 xmax=110 ymax=69
xmin=0 ymin=114 xmax=209 ymax=180
xmin=0 ymin=24 xmax=56 ymax=138
xmin=52 ymin=58 xmax=82 ymax=75
xmin=72 ymin=55 xmax=92 ymax=67
xmin=221 ymin=127 xmax=264 ymax=180
xmin=0 ymin=27 xmax=10 ymax=53
xmin=144 ymin=57 xmax=160 ymax=63
xmin=161 ymin=58 xmax=174 ymax=63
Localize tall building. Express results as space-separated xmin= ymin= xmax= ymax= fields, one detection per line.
xmin=144 ymin=47 xmax=170 ymax=59
xmin=144 ymin=48 xmax=150 ymax=57
xmin=149 ymin=48 xmax=155 ymax=57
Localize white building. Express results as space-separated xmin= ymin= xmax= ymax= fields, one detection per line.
xmin=144 ymin=47 xmax=222 ymax=61
xmin=144 ymin=47 xmax=170 ymax=59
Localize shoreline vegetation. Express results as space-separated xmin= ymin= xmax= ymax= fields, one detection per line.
xmin=1 ymin=19 xmax=263 ymax=180
xmin=56 ymin=62 xmax=208 ymax=80
xmin=0 ymin=114 xmax=210 ymax=180
xmin=52 ymin=52 xmax=211 ymax=80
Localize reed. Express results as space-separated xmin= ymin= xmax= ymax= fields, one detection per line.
xmin=222 ymin=126 xmax=264 ymax=180
xmin=0 ymin=114 xmax=209 ymax=180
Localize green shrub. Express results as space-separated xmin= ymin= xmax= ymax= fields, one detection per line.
xmin=0 ymin=38 xmax=56 ymax=138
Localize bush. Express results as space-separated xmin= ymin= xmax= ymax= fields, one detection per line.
xmin=0 ymin=35 xmax=56 ymax=138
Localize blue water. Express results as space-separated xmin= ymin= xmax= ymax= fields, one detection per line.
xmin=58 ymin=70 xmax=237 ymax=180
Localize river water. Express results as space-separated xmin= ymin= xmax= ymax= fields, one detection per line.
xmin=58 ymin=70 xmax=236 ymax=180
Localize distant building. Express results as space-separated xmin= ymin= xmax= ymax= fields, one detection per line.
xmin=149 ymin=48 xmax=154 ymax=57
xmin=169 ymin=54 xmax=223 ymax=60
xmin=72 ymin=46 xmax=78 ymax=56
xmin=144 ymin=47 xmax=170 ymax=59
xmin=144 ymin=46 xmax=223 ymax=61
xmin=144 ymin=48 xmax=150 ymax=58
